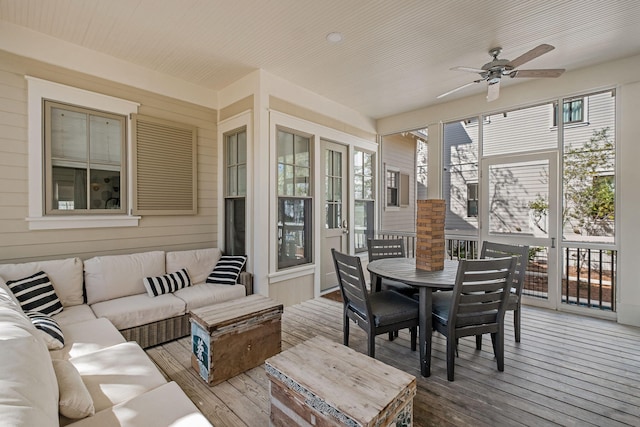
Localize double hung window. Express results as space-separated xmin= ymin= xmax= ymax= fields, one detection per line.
xmin=354 ymin=150 xmax=374 ymax=252
xmin=277 ymin=129 xmax=312 ymax=269
xmin=224 ymin=128 xmax=247 ymax=255
xmin=44 ymin=100 xmax=126 ymax=214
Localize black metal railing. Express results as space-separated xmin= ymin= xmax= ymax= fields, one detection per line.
xmin=375 ymin=231 xmax=617 ymax=312
xmin=562 ymin=246 xmax=616 ymax=311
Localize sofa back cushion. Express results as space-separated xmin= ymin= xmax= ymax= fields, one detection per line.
xmin=0 ymin=287 xmax=59 ymax=426
xmin=85 ymin=251 xmax=165 ymax=305
xmin=0 ymin=257 xmax=84 ymax=307
xmin=166 ymin=248 xmax=222 ymax=285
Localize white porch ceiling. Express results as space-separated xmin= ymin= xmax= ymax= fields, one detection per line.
xmin=1 ymin=0 xmax=639 ymax=119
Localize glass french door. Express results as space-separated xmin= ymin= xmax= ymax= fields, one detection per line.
xmin=481 ymin=151 xmax=560 ymax=309
xmin=320 ymin=140 xmax=348 ymax=293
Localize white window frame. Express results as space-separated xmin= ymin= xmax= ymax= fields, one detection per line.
xmin=26 ymin=77 xmax=140 ymax=230
xmin=218 ymin=111 xmax=253 ymax=264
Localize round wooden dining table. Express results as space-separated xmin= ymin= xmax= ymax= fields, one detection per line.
xmin=367 ymin=257 xmax=459 ymax=377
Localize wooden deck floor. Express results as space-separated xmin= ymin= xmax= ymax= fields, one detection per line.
xmin=146 ymin=297 xmax=640 ymax=426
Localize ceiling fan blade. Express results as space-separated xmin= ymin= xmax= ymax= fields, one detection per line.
xmin=510 ymin=68 xmax=565 ymax=78
xmin=451 ymin=66 xmax=485 ymax=74
xmin=486 ymin=80 xmax=500 ymax=102
xmin=437 ymin=80 xmax=482 ymax=99
xmin=507 ymin=44 xmax=555 ymax=69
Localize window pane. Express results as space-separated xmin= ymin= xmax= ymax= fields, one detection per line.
xmin=283 ymin=164 xmax=294 ymax=196
xmin=332 ymin=151 xmax=342 ymax=175
xmin=354 ymin=151 xmax=363 ymax=175
xmin=354 ymin=200 xmax=374 ymax=253
xmin=225 ymin=198 xmax=246 ymax=256
xmin=89 ymin=169 xmax=120 ymax=209
xmin=334 ymin=177 xmax=342 ymax=202
xmin=363 ymin=175 xmax=373 ymax=199
xmin=294 ymin=135 xmax=309 ymax=166
xmin=227 ymin=133 xmax=237 ymax=165
xmin=90 ymin=115 xmax=121 ymax=166
xmin=51 ymin=107 xmax=87 ymax=162
xmin=278 ymin=198 xmax=311 ymax=268
xmin=295 ymin=166 xmax=309 ymax=196
xmin=237 ymin=130 xmax=246 ymax=164
xmin=237 ymin=164 xmax=246 ymax=196
xmin=52 ymin=166 xmax=87 ymax=210
xmin=227 ymin=165 xmax=237 ymax=196
xmin=363 ymin=152 xmax=373 ymax=176
xmin=354 ymin=175 xmax=363 ymax=199
xmin=277 ymin=130 xmax=294 ymax=164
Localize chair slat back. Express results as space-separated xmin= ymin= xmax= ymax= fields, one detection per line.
xmin=332 ymin=249 xmax=371 ymax=321
xmin=481 ymin=242 xmax=529 ymax=296
xmin=451 ymin=257 xmax=516 ymax=330
xmin=367 ymin=238 xmax=405 ymax=261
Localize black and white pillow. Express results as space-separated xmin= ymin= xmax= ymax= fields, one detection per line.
xmin=143 ymin=268 xmax=192 ymax=297
xmin=206 ymin=255 xmax=247 ymax=285
xmin=6 ymin=271 xmax=63 ymax=316
xmin=26 ymin=310 xmax=64 ymax=350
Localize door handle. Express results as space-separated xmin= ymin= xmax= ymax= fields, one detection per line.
xmin=342 ymin=219 xmax=349 ymax=234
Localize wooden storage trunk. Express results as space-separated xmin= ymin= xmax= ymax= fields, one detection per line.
xmin=265 ymin=335 xmax=416 ymax=426
xmin=190 ymin=294 xmax=283 ymax=386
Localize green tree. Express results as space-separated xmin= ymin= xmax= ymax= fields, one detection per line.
xmin=529 ymin=127 xmax=615 ymax=237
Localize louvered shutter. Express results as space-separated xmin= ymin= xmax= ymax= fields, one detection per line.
xmin=132 ymin=114 xmax=197 ymax=215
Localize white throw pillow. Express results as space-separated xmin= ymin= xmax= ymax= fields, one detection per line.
xmin=52 ymin=359 xmax=95 ymax=419
xmin=166 ymin=248 xmax=222 ymax=284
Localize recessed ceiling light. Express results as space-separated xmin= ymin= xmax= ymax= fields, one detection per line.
xmin=326 ymin=32 xmax=343 ymax=43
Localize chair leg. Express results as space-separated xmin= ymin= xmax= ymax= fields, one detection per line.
xmin=368 ymin=332 xmax=376 ymax=358
xmin=343 ymin=312 xmax=350 ymax=347
xmin=447 ymin=336 xmax=457 ymax=381
xmin=492 ymin=329 xmax=505 ymax=372
xmin=476 ymin=334 xmax=483 ymax=350
xmin=388 ymin=331 xmax=395 ymax=341
xmin=514 ymin=308 xmax=521 ymax=343
xmin=410 ymin=327 xmax=417 ymax=351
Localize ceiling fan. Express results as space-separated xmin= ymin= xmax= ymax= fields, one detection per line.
xmin=438 ymin=44 xmax=565 ymax=102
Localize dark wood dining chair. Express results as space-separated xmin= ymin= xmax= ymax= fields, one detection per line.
xmin=431 ymin=256 xmax=517 ymax=381
xmin=367 ymin=238 xmax=415 ymax=296
xmin=331 ymin=249 xmax=418 ymax=359
xmin=481 ymin=241 xmax=530 ymax=343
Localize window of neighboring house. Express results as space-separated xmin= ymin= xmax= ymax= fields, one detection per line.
xmin=225 ymin=128 xmax=247 ymax=255
xmin=354 ymin=150 xmax=375 ymax=253
xmin=467 ymin=182 xmax=478 ymax=217
xmin=44 ymin=100 xmax=126 ymax=214
xmin=277 ymin=129 xmax=312 ymax=269
xmin=554 ymin=98 xmax=584 ymax=126
xmin=386 ymin=169 xmax=399 ymax=207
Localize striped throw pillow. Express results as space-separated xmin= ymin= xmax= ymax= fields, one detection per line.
xmin=143 ymin=268 xmax=192 ymax=297
xmin=6 ymin=271 xmax=63 ymax=316
xmin=206 ymin=255 xmax=247 ymax=285
xmin=26 ymin=310 xmax=64 ymax=350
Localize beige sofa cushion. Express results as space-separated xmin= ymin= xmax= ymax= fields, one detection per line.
xmin=66 ymin=382 xmax=212 ymax=427
xmin=0 ymin=289 xmax=59 ymax=426
xmin=69 ymin=342 xmax=167 ymax=413
xmin=166 ymin=248 xmax=222 ymax=284
xmin=90 ymin=293 xmax=185 ymax=330
xmin=0 ymin=257 xmax=84 ymax=307
xmin=53 ymin=304 xmax=98 ymax=326
xmin=51 ymin=317 xmax=126 ymax=360
xmin=174 ymin=283 xmax=246 ymax=311
xmin=84 ymin=251 xmax=165 ymax=305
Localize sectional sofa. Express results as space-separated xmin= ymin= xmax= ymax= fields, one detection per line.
xmin=0 ymin=248 xmax=251 ymax=426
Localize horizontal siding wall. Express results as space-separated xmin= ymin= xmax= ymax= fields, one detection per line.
xmin=0 ymin=50 xmax=218 ymax=263
xmin=380 ymin=133 xmax=416 ymax=232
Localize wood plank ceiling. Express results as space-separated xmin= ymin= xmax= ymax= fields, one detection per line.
xmin=1 ymin=0 xmax=640 ymax=119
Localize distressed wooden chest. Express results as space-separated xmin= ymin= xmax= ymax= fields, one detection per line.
xmin=190 ymin=294 xmax=283 ymax=386
xmin=265 ymin=335 xmax=416 ymax=426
